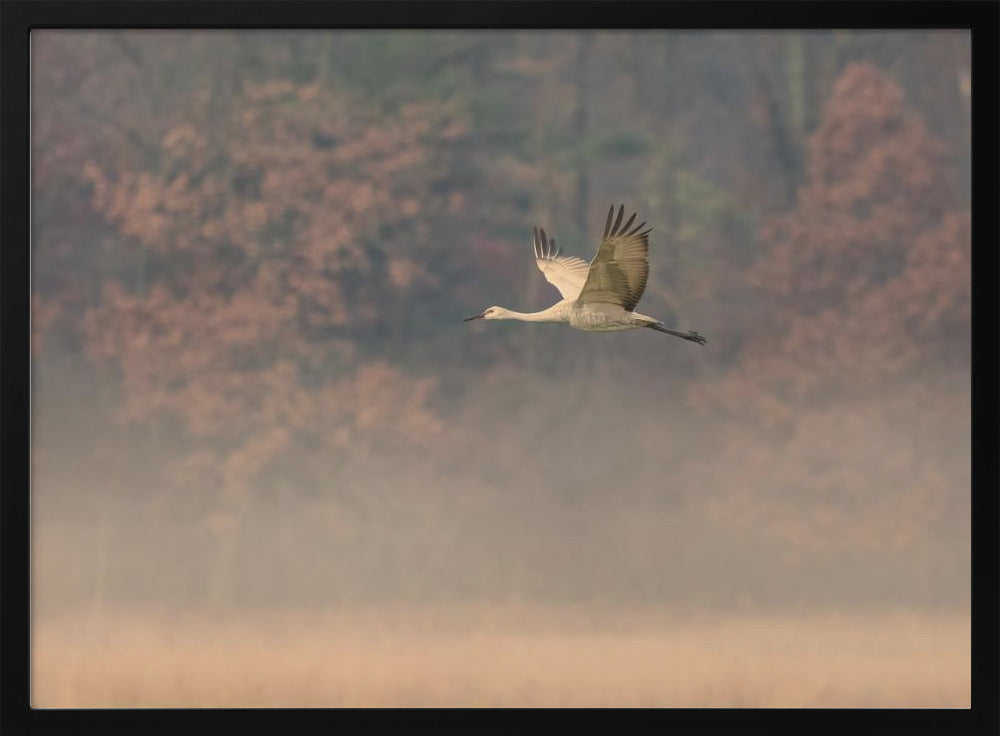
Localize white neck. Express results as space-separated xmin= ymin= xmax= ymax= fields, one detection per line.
xmin=496 ymin=303 xmax=569 ymax=323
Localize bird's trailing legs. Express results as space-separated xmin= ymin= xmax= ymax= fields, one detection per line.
xmin=646 ymin=322 xmax=707 ymax=345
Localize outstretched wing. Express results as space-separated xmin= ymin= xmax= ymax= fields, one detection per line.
xmin=533 ymin=226 xmax=590 ymax=301
xmin=577 ymin=204 xmax=651 ymax=312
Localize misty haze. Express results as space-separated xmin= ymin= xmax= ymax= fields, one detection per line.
xmin=31 ymin=30 xmax=970 ymax=707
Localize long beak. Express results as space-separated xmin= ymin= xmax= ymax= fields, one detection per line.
xmin=464 ymin=313 xmax=484 ymax=322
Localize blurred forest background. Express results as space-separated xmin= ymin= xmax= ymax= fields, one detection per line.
xmin=31 ymin=30 xmax=970 ymax=706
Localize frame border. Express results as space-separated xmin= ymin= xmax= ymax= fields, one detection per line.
xmin=3 ymin=2 xmax=997 ymax=734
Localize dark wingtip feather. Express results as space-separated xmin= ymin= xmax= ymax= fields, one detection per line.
xmin=611 ymin=204 xmax=625 ymax=235
xmin=603 ymin=205 xmax=615 ymax=238
xmin=620 ymin=212 xmax=637 ymax=234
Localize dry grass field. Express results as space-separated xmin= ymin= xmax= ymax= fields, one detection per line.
xmin=32 ymin=603 xmax=969 ymax=708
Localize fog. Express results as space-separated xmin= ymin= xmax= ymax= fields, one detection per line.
xmin=32 ymin=345 xmax=970 ymax=616
xmin=31 ymin=30 xmax=970 ymax=706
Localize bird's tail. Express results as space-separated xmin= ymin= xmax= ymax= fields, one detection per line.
xmin=646 ymin=322 xmax=707 ymax=345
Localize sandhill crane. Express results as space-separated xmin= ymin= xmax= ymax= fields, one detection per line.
xmin=465 ymin=205 xmax=707 ymax=345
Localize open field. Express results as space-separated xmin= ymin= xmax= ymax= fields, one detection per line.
xmin=32 ymin=603 xmax=969 ymax=708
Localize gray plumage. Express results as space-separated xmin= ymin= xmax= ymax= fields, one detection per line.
xmin=466 ymin=205 xmax=706 ymax=346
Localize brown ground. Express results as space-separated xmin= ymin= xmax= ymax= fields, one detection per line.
xmin=32 ymin=603 xmax=969 ymax=708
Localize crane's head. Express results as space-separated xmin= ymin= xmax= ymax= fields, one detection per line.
xmin=464 ymin=306 xmax=507 ymax=321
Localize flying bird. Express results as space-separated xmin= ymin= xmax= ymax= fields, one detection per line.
xmin=465 ymin=204 xmax=707 ymax=345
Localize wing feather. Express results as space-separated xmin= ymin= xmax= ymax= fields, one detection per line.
xmin=533 ymin=226 xmax=590 ymax=301
xmin=577 ymin=204 xmax=651 ymax=312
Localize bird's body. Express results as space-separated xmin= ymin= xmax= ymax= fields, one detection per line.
xmin=493 ymin=300 xmax=653 ymax=331
xmin=570 ymin=302 xmax=657 ymax=332
xmin=466 ymin=204 xmax=706 ymax=345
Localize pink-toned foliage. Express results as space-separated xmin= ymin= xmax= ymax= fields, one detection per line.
xmin=32 ymin=36 xmax=970 ymax=579
xmin=692 ymin=64 xmax=970 ymax=550
xmin=40 ymin=42 xmax=459 ymax=503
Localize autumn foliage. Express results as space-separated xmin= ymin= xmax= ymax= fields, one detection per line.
xmin=693 ymin=63 xmax=970 ymax=550
xmin=52 ymin=74 xmax=459 ymax=501
xmin=31 ymin=35 xmax=971 ymax=606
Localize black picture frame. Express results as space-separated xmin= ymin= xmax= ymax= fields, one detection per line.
xmin=2 ymin=2 xmax=997 ymax=734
